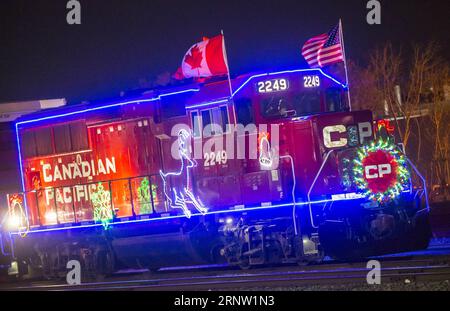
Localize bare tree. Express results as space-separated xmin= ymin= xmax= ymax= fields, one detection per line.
xmin=347 ymin=60 xmax=384 ymax=116
xmin=400 ymin=43 xmax=440 ymax=150
xmin=367 ymin=43 xmax=405 ymax=143
xmin=427 ymin=63 xmax=450 ymax=197
xmin=356 ymin=43 xmax=442 ymax=152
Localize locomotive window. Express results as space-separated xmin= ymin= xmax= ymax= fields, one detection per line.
xmin=326 ymin=88 xmax=343 ymax=112
xmin=201 ymin=110 xmax=213 ymax=137
xmin=261 ymin=96 xmax=291 ymax=119
xmin=211 ymin=106 xmax=229 ymax=135
xmin=235 ymin=98 xmax=254 ymax=127
xmin=191 ymin=111 xmax=201 ymax=138
xmin=220 ymin=106 xmax=229 ymax=132
xmin=35 ymin=127 xmax=53 ymax=156
xmin=292 ymin=91 xmax=322 ymax=116
xmin=192 ymin=106 xmax=229 ymax=138
xmin=261 ymin=91 xmax=321 ymax=119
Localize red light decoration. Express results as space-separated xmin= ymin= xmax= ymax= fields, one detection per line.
xmin=377 ymin=119 xmax=395 ymax=135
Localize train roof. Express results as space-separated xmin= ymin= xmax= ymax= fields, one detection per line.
xmin=15 ymin=68 xmax=346 ymax=128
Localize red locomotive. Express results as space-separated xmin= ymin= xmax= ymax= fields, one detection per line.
xmin=1 ymin=68 xmax=431 ymax=278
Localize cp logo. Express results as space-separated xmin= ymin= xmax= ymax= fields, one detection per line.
xmin=323 ymin=122 xmax=373 ymax=149
xmin=365 ymin=164 xmax=392 ymax=179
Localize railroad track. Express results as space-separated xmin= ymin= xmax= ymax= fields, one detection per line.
xmin=3 ymin=253 xmax=450 ymax=291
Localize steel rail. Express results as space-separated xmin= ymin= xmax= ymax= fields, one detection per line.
xmin=9 ymin=265 xmax=450 ymax=291
xmin=3 ymin=255 xmax=450 ymax=291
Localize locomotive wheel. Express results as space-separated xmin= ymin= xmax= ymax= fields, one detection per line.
xmin=95 ymin=250 xmax=114 ymax=279
xmin=238 ymin=244 xmax=251 ymax=270
xmin=15 ymin=258 xmax=30 ymax=280
xmin=238 ymin=259 xmax=251 ymax=270
xmin=90 ymin=246 xmax=116 ymax=281
xmin=39 ymin=252 xmax=59 ymax=281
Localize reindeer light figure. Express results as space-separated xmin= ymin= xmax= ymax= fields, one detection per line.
xmin=258 ymin=132 xmax=273 ymax=169
xmin=159 ymin=129 xmax=208 ymax=218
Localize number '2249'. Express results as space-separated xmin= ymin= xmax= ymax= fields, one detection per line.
xmin=204 ymin=151 xmax=228 ymax=167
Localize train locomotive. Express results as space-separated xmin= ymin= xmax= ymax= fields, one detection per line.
xmin=0 ymin=68 xmax=431 ymax=278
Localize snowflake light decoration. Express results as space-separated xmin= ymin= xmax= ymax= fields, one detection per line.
xmin=91 ymin=182 xmax=114 ymax=229
xmin=137 ymin=177 xmax=153 ymax=215
xmin=353 ymin=138 xmax=410 ymax=203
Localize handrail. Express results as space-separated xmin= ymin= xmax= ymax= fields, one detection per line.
xmin=11 ymin=173 xmax=162 ymax=197
xmin=7 ymin=173 xmax=168 ymax=229
xmin=279 ymin=155 xmax=298 ymax=235
xmin=306 ymin=145 xmax=429 ymax=229
xmin=0 ymin=232 xmax=10 ymax=256
xmin=404 ymin=156 xmax=430 ymax=211
xmin=307 ymin=150 xmax=334 ymax=229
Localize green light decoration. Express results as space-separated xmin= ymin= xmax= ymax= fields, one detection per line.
xmin=340 ymin=157 xmax=353 ymax=189
xmin=91 ymin=182 xmax=114 ymax=229
xmin=353 ymin=138 xmax=410 ymax=203
xmin=137 ymin=177 xmax=153 ymax=215
xmin=152 ymin=184 xmax=157 ymax=203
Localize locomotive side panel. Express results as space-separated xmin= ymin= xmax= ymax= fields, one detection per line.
xmin=18 ymin=105 xmax=168 ymax=226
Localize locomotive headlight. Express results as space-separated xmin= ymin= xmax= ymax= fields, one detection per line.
xmin=225 ymin=217 xmax=233 ymax=225
xmin=6 ymin=215 xmax=21 ymax=230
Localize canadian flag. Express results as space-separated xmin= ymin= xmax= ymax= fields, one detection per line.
xmin=174 ymin=35 xmax=229 ymax=80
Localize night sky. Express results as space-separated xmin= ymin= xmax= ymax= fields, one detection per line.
xmin=0 ymin=0 xmax=449 ymax=104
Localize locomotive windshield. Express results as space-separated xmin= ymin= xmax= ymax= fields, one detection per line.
xmin=256 ymin=74 xmax=346 ymax=120
xmin=325 ymin=88 xmax=345 ymax=112
xmin=260 ymin=90 xmax=322 ymax=119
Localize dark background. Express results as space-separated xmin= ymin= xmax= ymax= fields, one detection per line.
xmin=0 ymin=0 xmax=449 ymax=104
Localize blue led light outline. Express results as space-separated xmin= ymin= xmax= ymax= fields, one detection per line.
xmin=15 ymin=124 xmax=27 ymax=210
xmin=13 ymin=68 xmax=346 ymax=217
xmin=9 ymin=196 xmax=370 ymax=236
xmin=185 ymin=99 xmax=229 ymax=110
xmin=8 ymin=188 xmax=413 ymax=236
xmin=15 ymin=89 xmax=200 ymax=194
xmin=179 ymin=69 xmax=345 ymax=110
xmin=16 ymin=89 xmax=200 ymax=126
xmin=231 ymin=68 xmax=346 ymax=98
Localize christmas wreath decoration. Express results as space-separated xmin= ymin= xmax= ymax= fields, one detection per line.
xmin=353 ymin=138 xmax=410 ymax=203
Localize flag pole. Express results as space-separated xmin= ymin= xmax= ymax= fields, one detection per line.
xmin=221 ymin=30 xmax=234 ymax=98
xmin=339 ymin=19 xmax=352 ymax=111
xmin=221 ymin=29 xmax=237 ymax=124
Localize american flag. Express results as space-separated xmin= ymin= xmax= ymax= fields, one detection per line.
xmin=302 ymin=24 xmax=344 ymax=68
